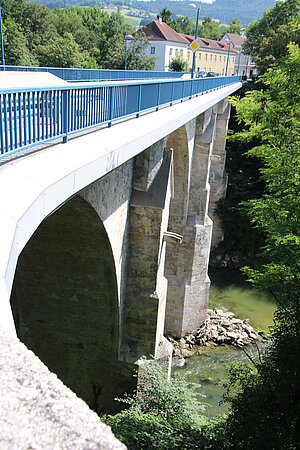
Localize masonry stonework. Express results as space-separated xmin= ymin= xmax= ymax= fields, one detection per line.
xmin=209 ymin=99 xmax=231 ymax=248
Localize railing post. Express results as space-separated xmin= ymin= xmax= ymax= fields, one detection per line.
xmin=156 ymin=83 xmax=161 ymax=111
xmin=170 ymin=82 xmax=174 ymax=106
xmin=108 ymin=86 xmax=114 ymax=127
xmin=136 ymin=84 xmax=142 ymax=118
xmin=189 ymin=78 xmax=194 ymax=99
xmin=62 ymin=89 xmax=70 ymax=143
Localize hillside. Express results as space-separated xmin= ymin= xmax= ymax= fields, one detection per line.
xmin=28 ymin=0 xmax=276 ymax=27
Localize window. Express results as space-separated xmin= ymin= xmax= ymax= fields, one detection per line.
xmin=170 ymin=48 xmax=173 ymax=56
xmin=219 ymin=56 xmax=221 ymax=62
xmin=232 ymin=57 xmax=234 ymax=63
xmin=223 ymin=56 xmax=226 ymax=62
xmin=175 ymin=49 xmax=178 ymax=56
xmin=180 ymin=49 xmax=183 ymax=56
xmin=198 ymin=53 xmax=201 ymax=60
xmin=150 ymin=46 xmax=155 ymax=55
xmin=244 ymin=56 xmax=248 ymax=64
xmin=210 ymin=54 xmax=212 ymax=61
xmin=214 ymin=55 xmax=217 ymax=62
xmin=205 ymin=53 xmax=208 ymax=60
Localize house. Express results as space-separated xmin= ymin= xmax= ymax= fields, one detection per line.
xmin=221 ymin=32 xmax=257 ymax=78
xmin=184 ymin=35 xmax=237 ymax=76
xmin=141 ymin=17 xmax=189 ymax=72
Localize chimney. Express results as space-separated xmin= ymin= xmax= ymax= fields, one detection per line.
xmin=156 ymin=15 xmax=162 ymax=23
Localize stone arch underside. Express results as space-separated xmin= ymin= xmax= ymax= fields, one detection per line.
xmin=10 ymin=195 xmax=134 ymax=414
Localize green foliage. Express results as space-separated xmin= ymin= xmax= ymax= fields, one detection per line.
xmin=198 ymin=17 xmax=223 ymax=40
xmin=103 ymin=360 xmax=223 ymax=450
xmin=172 ymin=16 xmax=195 ymax=35
xmin=1 ymin=1 xmax=154 ymax=69
xmin=169 ymin=55 xmax=187 ymax=72
xmin=126 ymin=31 xmax=156 ymax=70
xmin=217 ymin=43 xmax=300 ymax=450
xmin=244 ymin=0 xmax=300 ymax=73
xmin=2 ymin=17 xmax=37 ymax=66
xmin=228 ymin=17 xmax=243 ymax=34
xmin=160 ymin=7 xmax=172 ymax=25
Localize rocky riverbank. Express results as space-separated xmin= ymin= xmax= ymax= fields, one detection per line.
xmin=168 ymin=308 xmax=262 ymax=359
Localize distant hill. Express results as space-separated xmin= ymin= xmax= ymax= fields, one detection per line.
xmin=28 ymin=0 xmax=276 ymax=27
xmin=133 ymin=0 xmax=277 ymax=27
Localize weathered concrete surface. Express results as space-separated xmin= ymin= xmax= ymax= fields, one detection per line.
xmin=0 ymin=327 xmax=126 ymax=450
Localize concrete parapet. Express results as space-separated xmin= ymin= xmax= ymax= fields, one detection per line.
xmin=0 ymin=327 xmax=125 ymax=449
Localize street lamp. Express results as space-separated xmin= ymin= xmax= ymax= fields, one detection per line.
xmin=189 ymin=3 xmax=201 ymax=79
xmin=124 ymin=34 xmax=132 ymax=71
xmin=237 ymin=50 xmax=241 ymax=76
xmin=225 ymin=37 xmax=231 ymax=76
xmin=0 ymin=0 xmax=5 ymax=70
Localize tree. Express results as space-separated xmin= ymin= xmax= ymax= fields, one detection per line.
xmin=198 ymin=17 xmax=223 ymax=40
xmin=126 ymin=31 xmax=156 ymax=70
xmin=228 ymin=17 xmax=242 ymax=34
xmin=160 ymin=7 xmax=172 ymax=25
xmin=170 ymin=55 xmax=187 ymax=72
xmin=244 ymin=0 xmax=300 ymax=73
xmin=220 ymin=43 xmax=300 ymax=450
xmin=2 ymin=16 xmax=36 ymax=66
xmin=35 ymin=32 xmax=94 ymax=67
xmin=172 ymin=16 xmax=195 ymax=35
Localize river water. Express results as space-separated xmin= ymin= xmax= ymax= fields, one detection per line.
xmin=173 ymin=269 xmax=277 ymax=417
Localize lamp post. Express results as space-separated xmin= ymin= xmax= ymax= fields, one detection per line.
xmin=225 ymin=37 xmax=231 ymax=76
xmin=124 ymin=34 xmax=132 ymax=71
xmin=189 ymin=3 xmax=201 ymax=79
xmin=237 ymin=50 xmax=241 ymax=76
xmin=0 ymin=0 xmax=5 ymax=70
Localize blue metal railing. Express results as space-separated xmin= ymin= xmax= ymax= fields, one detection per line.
xmin=0 ymin=65 xmax=186 ymax=81
xmin=0 ymin=76 xmax=240 ymax=159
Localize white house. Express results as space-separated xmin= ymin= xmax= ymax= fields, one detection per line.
xmin=142 ymin=17 xmax=189 ymax=72
xmin=221 ymin=32 xmax=258 ymax=78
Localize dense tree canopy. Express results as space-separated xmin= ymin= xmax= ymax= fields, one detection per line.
xmin=220 ymin=43 xmax=300 ymax=448
xmin=0 ymin=0 xmax=153 ymax=69
xmin=244 ymin=0 xmax=300 ymax=73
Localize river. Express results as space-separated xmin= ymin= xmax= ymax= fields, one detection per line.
xmin=173 ymin=269 xmax=277 ymax=418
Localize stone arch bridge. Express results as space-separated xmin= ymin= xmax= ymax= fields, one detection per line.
xmin=0 ymin=72 xmax=241 ymax=415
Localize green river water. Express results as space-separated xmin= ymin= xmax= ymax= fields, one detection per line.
xmin=174 ymin=269 xmax=277 ymax=418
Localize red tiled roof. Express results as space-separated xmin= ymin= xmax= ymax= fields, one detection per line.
xmin=142 ymin=20 xmax=190 ymax=44
xmin=183 ymin=34 xmax=237 ymax=53
xmin=222 ymin=33 xmax=246 ymax=48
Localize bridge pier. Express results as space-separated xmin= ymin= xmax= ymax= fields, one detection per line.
xmin=121 ymin=142 xmax=173 ymax=363
xmin=209 ymin=99 xmax=231 ymax=248
xmin=165 ymin=109 xmax=218 ymax=337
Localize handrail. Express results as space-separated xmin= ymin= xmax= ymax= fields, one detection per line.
xmin=0 ymin=76 xmax=240 ymax=160
xmin=0 ymin=65 xmax=186 ymax=81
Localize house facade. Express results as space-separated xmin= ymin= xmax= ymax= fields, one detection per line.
xmin=184 ymin=35 xmax=236 ymax=75
xmin=140 ymin=19 xmax=240 ymax=76
xmin=221 ymin=32 xmax=257 ymax=78
xmin=142 ymin=18 xmax=189 ymax=72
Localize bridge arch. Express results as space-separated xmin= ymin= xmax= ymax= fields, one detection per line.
xmin=9 ymin=195 xmax=123 ymax=413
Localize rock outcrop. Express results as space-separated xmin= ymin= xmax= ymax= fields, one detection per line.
xmin=168 ymin=308 xmax=261 ymax=358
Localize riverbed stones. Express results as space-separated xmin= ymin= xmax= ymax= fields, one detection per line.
xmin=168 ymin=308 xmax=261 ymax=358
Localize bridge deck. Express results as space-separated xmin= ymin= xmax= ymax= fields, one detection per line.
xmin=0 ymin=74 xmax=240 ymax=161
